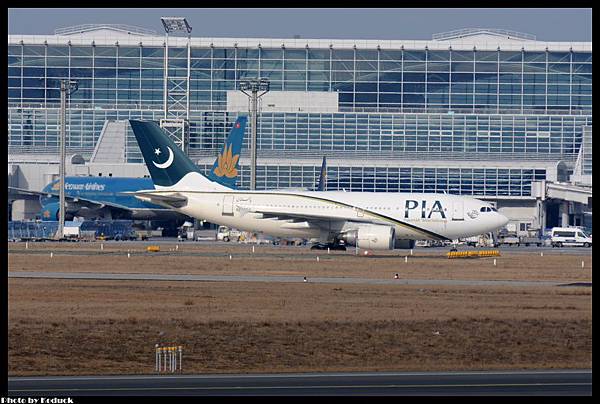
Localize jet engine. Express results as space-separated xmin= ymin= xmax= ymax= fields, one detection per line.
xmin=340 ymin=224 xmax=396 ymax=250
xmin=39 ymin=202 xmax=74 ymax=221
xmin=394 ymin=239 xmax=416 ymax=249
xmin=39 ymin=202 xmax=60 ymax=221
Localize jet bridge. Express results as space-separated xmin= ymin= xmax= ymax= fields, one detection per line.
xmin=532 ymin=180 xmax=592 ymax=229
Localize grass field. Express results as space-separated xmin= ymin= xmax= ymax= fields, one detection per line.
xmin=8 ymin=242 xmax=592 ymax=376
xmin=8 ymin=242 xmax=592 ymax=282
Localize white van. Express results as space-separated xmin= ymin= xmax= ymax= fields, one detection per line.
xmin=550 ymin=227 xmax=592 ymax=247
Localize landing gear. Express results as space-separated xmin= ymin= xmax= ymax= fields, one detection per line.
xmin=310 ymin=243 xmax=347 ymax=251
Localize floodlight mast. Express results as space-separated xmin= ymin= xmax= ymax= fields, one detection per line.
xmin=239 ymin=78 xmax=270 ymax=190
xmin=160 ymin=17 xmax=192 ymax=119
xmin=56 ymin=80 xmax=78 ymax=239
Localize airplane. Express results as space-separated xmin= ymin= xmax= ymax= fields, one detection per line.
xmin=128 ymin=119 xmax=510 ymax=251
xmin=316 ymin=156 xmax=327 ymax=192
xmin=9 ymin=116 xmax=248 ymax=222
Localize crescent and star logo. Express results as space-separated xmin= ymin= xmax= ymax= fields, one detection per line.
xmin=213 ymin=143 xmax=239 ymax=178
xmin=152 ymin=146 xmax=174 ymax=169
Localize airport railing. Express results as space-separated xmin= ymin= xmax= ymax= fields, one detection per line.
xmin=8 ymin=221 xmax=59 ymax=240
xmin=8 ymin=102 xmax=591 ymax=116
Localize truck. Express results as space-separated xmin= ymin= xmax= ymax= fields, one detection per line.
xmin=519 ymin=231 xmax=543 ymax=247
xmin=63 ymin=221 xmax=82 ymax=239
xmin=497 ymin=233 xmax=543 ymax=247
xmin=464 ymin=232 xmax=497 ymax=247
xmin=178 ymin=221 xmax=196 ymax=241
xmin=497 ymin=233 xmax=521 ymax=246
xmin=134 ymin=228 xmax=163 ymax=240
xmin=216 ymin=226 xmax=243 ymax=242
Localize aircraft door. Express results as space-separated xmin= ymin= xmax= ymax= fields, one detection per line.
xmin=222 ymin=195 xmax=234 ymax=216
xmin=452 ymin=200 xmax=464 ymax=221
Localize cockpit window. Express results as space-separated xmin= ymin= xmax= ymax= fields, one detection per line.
xmin=479 ymin=206 xmax=497 ymax=212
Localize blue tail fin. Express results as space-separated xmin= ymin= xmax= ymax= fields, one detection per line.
xmin=207 ymin=116 xmax=248 ymax=189
xmin=316 ymin=156 xmax=327 ymax=191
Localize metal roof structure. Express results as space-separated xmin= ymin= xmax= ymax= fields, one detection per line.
xmin=433 ymin=28 xmax=536 ymax=41
xmin=54 ymin=24 xmax=157 ymax=36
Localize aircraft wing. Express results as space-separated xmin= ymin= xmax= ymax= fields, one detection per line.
xmin=236 ymin=204 xmax=378 ymax=229
xmin=9 ymin=186 xmax=135 ymax=212
xmin=127 ymin=191 xmax=188 ymax=209
xmin=8 ymin=186 xmax=52 ymax=200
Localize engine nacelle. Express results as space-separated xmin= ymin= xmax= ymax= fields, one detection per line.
xmin=39 ymin=202 xmax=60 ymax=221
xmin=394 ymin=239 xmax=416 ymax=249
xmin=39 ymin=202 xmax=74 ymax=221
xmin=341 ymin=224 xmax=396 ymax=250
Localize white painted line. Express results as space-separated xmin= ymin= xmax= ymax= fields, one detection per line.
xmin=9 ymin=369 xmax=591 ymax=381
xmin=9 ymin=382 xmax=592 ymax=393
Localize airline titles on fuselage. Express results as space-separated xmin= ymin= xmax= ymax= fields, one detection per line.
xmin=404 ymin=199 xmax=446 ymax=219
xmin=54 ymin=182 xmax=107 ymax=192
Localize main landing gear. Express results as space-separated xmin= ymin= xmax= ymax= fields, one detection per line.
xmin=310 ymin=243 xmax=347 ymax=251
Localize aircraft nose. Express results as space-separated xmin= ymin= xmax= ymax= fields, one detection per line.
xmin=497 ymin=213 xmax=509 ymax=228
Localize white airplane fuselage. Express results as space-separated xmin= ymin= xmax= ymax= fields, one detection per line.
xmin=150 ymin=186 xmax=508 ymax=243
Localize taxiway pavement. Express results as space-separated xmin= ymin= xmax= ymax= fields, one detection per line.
xmin=9 ymin=270 xmax=588 ymax=288
xmin=8 ymin=370 xmax=591 ymax=396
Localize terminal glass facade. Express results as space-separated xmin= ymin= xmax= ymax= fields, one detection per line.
xmin=7 ymin=32 xmax=592 ymax=197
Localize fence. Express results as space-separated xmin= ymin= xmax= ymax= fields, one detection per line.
xmin=8 ymin=221 xmax=59 ymax=240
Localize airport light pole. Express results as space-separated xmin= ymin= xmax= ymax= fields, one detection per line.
xmin=57 ymin=79 xmax=78 ymax=239
xmin=239 ymin=78 xmax=269 ymax=190
xmin=160 ymin=17 xmax=192 ymax=119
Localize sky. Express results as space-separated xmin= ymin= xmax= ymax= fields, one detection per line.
xmin=8 ymin=8 xmax=592 ymax=41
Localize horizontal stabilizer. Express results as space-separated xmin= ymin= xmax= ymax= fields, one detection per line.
xmin=127 ymin=191 xmax=188 ymax=209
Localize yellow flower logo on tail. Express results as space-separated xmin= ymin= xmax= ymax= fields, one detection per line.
xmin=214 ymin=143 xmax=239 ymax=178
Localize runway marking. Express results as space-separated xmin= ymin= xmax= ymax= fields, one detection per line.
xmin=9 ymin=369 xmax=591 ymax=381
xmin=8 ymin=271 xmax=566 ymax=288
xmin=9 ymin=382 xmax=592 ymax=393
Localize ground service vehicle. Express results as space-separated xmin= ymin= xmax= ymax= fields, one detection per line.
xmin=551 ymin=227 xmax=592 ymax=247
xmin=216 ymin=226 xmax=242 ymax=242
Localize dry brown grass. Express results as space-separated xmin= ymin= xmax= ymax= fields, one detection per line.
xmin=8 ymin=278 xmax=592 ymax=376
xmin=9 ymin=318 xmax=591 ymax=376
xmin=8 ymin=242 xmax=593 ymax=283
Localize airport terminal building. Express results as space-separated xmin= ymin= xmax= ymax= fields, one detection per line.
xmin=8 ymin=25 xmax=592 ymax=233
